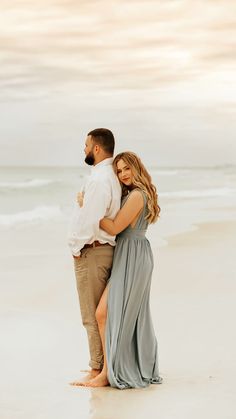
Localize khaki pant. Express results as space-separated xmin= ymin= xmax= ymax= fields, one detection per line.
xmin=73 ymin=244 xmax=114 ymax=370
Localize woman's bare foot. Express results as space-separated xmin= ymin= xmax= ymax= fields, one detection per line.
xmin=89 ymin=369 xmax=102 ymax=378
xmin=70 ymin=369 xmax=101 ymax=386
xmin=84 ymin=372 xmax=109 ymax=387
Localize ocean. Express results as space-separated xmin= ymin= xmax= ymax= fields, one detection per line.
xmin=0 ymin=165 xmax=235 ymax=242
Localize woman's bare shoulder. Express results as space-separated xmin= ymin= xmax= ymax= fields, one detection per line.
xmin=125 ymin=189 xmax=144 ymax=205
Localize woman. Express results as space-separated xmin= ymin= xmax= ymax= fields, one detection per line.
xmin=81 ymin=152 xmax=162 ymax=389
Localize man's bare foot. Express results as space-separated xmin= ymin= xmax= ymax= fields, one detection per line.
xmin=84 ymin=372 xmax=109 ymax=388
xmin=70 ymin=369 xmax=101 ymax=386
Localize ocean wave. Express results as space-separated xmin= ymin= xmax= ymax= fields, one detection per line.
xmin=150 ymin=169 xmax=179 ymax=176
xmin=0 ymin=179 xmax=56 ymax=190
xmin=0 ymin=206 xmax=63 ymax=226
xmin=160 ymin=187 xmax=235 ymax=199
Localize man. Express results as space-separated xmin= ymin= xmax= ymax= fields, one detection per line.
xmin=68 ymin=128 xmax=121 ymax=384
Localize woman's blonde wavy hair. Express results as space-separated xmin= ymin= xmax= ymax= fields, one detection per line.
xmin=113 ymin=151 xmax=161 ymax=224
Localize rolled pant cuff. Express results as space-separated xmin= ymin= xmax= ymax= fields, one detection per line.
xmin=89 ymin=361 xmax=103 ymax=370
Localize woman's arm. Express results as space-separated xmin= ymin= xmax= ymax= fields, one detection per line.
xmin=100 ymin=190 xmax=144 ymax=235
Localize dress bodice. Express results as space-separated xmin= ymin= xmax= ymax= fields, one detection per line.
xmin=118 ymin=189 xmax=148 ymax=239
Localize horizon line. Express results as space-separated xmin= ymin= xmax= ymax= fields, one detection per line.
xmin=0 ymin=163 xmax=235 ymax=170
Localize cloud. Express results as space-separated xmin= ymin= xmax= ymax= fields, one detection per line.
xmin=0 ymin=0 xmax=235 ymax=100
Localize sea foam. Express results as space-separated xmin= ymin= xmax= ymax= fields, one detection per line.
xmin=0 ymin=206 xmax=63 ymax=227
xmin=0 ymin=179 xmax=55 ymax=190
xmin=160 ymin=187 xmax=235 ymax=199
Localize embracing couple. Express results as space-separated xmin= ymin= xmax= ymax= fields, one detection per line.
xmin=68 ymin=128 xmax=162 ymax=389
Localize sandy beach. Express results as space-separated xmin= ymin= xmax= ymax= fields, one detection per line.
xmin=0 ymin=215 xmax=235 ymax=419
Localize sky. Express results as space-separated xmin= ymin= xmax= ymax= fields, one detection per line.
xmin=0 ymin=0 xmax=236 ymax=167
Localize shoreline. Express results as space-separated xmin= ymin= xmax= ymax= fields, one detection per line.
xmin=151 ymin=200 xmax=236 ymax=248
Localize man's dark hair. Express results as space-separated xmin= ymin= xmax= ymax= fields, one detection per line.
xmin=87 ymin=128 xmax=115 ymax=155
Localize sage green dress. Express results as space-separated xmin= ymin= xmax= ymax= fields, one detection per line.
xmin=105 ymin=189 xmax=162 ymax=389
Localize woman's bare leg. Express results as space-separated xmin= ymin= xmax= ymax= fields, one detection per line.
xmin=84 ymin=285 xmax=109 ymax=387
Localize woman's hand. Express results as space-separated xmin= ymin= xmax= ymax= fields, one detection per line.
xmin=76 ymin=191 xmax=84 ymax=207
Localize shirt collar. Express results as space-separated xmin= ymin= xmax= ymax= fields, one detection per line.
xmin=92 ymin=157 xmax=113 ymax=171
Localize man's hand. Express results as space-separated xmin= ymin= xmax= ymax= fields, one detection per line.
xmin=77 ymin=192 xmax=84 ymax=207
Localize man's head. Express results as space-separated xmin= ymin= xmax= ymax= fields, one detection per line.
xmin=84 ymin=128 xmax=115 ymax=166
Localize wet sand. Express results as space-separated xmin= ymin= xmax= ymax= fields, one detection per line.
xmin=0 ymin=220 xmax=235 ymax=418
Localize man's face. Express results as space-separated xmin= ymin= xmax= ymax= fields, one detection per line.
xmin=84 ymin=135 xmax=95 ymax=166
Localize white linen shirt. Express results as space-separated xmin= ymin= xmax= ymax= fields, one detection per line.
xmin=68 ymin=158 xmax=121 ymax=256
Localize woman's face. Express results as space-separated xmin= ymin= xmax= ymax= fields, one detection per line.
xmin=116 ymin=159 xmax=133 ymax=186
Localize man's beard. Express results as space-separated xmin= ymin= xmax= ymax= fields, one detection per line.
xmin=85 ymin=151 xmax=95 ymax=166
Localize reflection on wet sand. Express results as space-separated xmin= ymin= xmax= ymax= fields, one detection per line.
xmin=88 ymin=384 xmax=162 ymax=419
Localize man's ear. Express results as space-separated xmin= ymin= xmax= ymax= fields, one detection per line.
xmin=94 ymin=144 xmax=100 ymax=154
